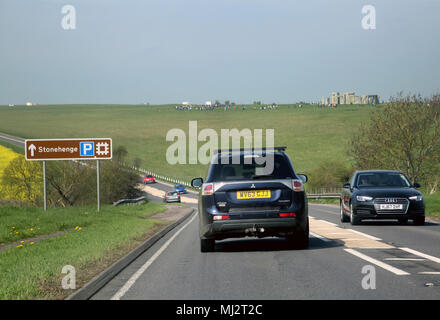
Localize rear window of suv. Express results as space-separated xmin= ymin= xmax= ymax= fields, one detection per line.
xmin=206 ymin=153 xmax=295 ymax=182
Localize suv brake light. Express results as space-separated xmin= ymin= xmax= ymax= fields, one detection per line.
xmin=292 ymin=179 xmax=304 ymax=192
xmin=202 ymin=183 xmax=214 ymax=195
xmin=213 ymin=215 xmax=230 ymax=221
xmin=280 ymin=212 xmax=296 ymax=217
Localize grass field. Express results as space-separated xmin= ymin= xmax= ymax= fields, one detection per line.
xmin=0 ymin=104 xmax=374 ymax=181
xmin=0 ymin=202 xmax=168 ymax=299
xmin=0 ymin=104 xmax=438 ymax=215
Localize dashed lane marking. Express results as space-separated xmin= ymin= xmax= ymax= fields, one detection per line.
xmin=418 ymin=272 xmax=440 ymax=275
xmin=384 ymin=258 xmax=426 ymax=261
xmin=399 ymin=248 xmax=440 ymax=264
xmin=344 ymin=249 xmax=410 ymax=275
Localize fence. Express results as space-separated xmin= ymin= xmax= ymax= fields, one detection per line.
xmin=122 ymin=163 xmax=193 ymax=188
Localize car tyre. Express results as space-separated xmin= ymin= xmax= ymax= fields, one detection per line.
xmin=413 ymin=217 xmax=425 ymax=226
xmin=340 ymin=202 xmax=350 ymax=222
xmin=287 ymin=220 xmax=309 ymax=250
xmin=350 ymin=203 xmax=361 ymax=225
xmin=200 ymin=239 xmax=215 ymax=252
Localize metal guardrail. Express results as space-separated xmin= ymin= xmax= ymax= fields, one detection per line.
xmin=122 ymin=164 xmax=193 ymax=188
xmin=113 ymin=196 xmax=147 ymax=206
xmin=307 ymin=193 xmax=341 ymax=199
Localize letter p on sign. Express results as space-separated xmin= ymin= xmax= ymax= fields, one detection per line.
xmin=80 ymin=142 xmax=94 ymax=157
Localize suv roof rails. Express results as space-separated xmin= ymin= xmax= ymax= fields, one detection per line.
xmin=213 ymin=146 xmax=287 ymax=154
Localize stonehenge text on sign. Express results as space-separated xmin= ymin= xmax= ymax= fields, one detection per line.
xmin=25 ymin=138 xmax=112 ymax=161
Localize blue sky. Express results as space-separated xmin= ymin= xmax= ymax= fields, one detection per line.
xmin=0 ymin=0 xmax=439 ymax=104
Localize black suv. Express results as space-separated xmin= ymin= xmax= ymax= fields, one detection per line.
xmin=191 ymin=147 xmax=309 ymax=252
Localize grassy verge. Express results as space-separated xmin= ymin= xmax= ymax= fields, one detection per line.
xmin=0 ymin=202 xmax=168 ymax=299
xmin=425 ymin=193 xmax=440 ymax=218
xmin=308 ymin=198 xmax=339 ymax=206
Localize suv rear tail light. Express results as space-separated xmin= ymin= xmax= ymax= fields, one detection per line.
xmin=202 ymin=183 xmax=214 ymax=195
xmin=292 ymin=179 xmax=304 ymax=192
xmin=279 ymin=212 xmax=296 ymax=217
xmin=213 ymin=215 xmax=230 ymax=221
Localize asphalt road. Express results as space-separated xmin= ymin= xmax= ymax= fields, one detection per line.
xmin=90 ymin=201 xmax=440 ymax=300
xmin=2 ymin=132 xmax=440 ymax=299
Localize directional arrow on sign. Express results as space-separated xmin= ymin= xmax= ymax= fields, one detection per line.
xmin=28 ymin=144 xmax=36 ymax=157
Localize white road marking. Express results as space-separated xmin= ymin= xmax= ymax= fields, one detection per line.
xmin=310 ymin=232 xmax=331 ymax=242
xmin=399 ymin=248 xmax=440 ymax=264
xmin=418 ymin=272 xmax=440 ymax=275
xmin=0 ymin=133 xmax=24 ymax=144
xmin=344 ymin=249 xmax=410 ymax=275
xmin=111 ymin=212 xmax=198 ymax=300
xmin=384 ymin=258 xmax=426 ymax=261
xmin=346 ymin=229 xmax=382 ymax=241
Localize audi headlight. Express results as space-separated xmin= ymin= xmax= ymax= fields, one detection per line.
xmin=409 ymin=195 xmax=423 ymax=201
xmin=356 ymin=195 xmax=373 ymax=202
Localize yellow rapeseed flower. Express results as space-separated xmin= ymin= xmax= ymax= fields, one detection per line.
xmin=30 ymin=242 xmax=35 ymax=245
xmin=16 ymin=245 xmax=23 ymax=248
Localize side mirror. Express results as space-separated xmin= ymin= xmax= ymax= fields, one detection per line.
xmin=413 ymin=182 xmax=421 ymax=188
xmin=297 ymin=174 xmax=308 ymax=183
xmin=343 ymin=183 xmax=351 ymax=189
xmin=191 ymin=177 xmax=203 ymax=188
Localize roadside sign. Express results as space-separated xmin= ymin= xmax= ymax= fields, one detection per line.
xmin=25 ymin=138 xmax=112 ymax=161
xmin=25 ymin=138 xmax=112 ymax=212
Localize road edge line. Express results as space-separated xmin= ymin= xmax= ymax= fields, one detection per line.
xmin=65 ymin=207 xmax=195 ymax=300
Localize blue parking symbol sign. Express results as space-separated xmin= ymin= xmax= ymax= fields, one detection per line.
xmin=80 ymin=142 xmax=95 ymax=156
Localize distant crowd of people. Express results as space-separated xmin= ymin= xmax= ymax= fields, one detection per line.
xmin=174 ymin=104 xmax=280 ymax=111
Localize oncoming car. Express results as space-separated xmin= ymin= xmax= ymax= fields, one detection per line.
xmin=174 ymin=184 xmax=187 ymax=194
xmin=143 ymin=174 xmax=156 ymax=184
xmin=191 ymin=147 xmax=309 ymax=252
xmin=164 ymin=191 xmax=181 ymax=203
xmin=341 ymin=170 xmax=425 ymax=225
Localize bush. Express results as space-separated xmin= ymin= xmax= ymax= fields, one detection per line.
xmin=0 ymin=156 xmax=43 ymax=206
xmin=1 ymin=157 xmax=141 ymax=207
xmin=307 ymin=160 xmax=354 ymax=193
xmin=349 ymin=93 xmax=440 ymax=193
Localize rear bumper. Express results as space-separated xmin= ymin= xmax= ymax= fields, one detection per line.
xmin=201 ymin=218 xmax=301 ymax=240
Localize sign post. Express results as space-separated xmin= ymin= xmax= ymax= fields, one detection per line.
xmin=97 ymin=160 xmax=100 ymax=212
xmin=25 ymin=138 xmax=112 ymax=212
xmin=43 ymin=160 xmax=47 ymax=211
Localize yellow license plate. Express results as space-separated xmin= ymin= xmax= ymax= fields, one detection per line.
xmin=237 ymin=190 xmax=271 ymax=199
